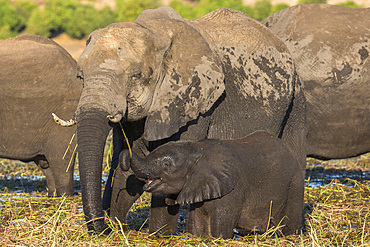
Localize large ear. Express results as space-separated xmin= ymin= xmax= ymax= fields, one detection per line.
xmin=139 ymin=19 xmax=225 ymax=141
xmin=175 ymin=153 xmax=239 ymax=205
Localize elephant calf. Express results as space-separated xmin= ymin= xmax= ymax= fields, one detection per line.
xmin=118 ymin=131 xmax=304 ymax=238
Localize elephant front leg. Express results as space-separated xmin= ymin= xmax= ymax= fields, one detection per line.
xmin=38 ymin=156 xmax=75 ymax=197
xmin=37 ymin=161 xmax=56 ymax=197
xmin=188 ymin=202 xmax=210 ymax=238
xmin=210 ymin=209 xmax=236 ymax=239
xmin=104 ymin=125 xmax=144 ymax=229
xmin=149 ymin=194 xmax=179 ymax=235
xmin=110 ymin=168 xmax=144 ymax=230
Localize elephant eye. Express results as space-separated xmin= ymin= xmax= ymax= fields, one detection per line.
xmin=77 ymin=69 xmax=84 ymax=86
xmin=131 ymin=72 xmax=143 ymax=81
xmin=162 ymin=157 xmax=172 ymax=167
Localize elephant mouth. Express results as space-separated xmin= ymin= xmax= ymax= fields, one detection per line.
xmin=143 ymin=178 xmax=162 ymax=191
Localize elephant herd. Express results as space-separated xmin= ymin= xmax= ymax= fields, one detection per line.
xmin=0 ymin=4 xmax=369 ymax=239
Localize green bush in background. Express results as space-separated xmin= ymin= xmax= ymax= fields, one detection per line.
xmin=297 ymin=0 xmax=327 ymax=4
xmin=0 ymin=0 xmax=25 ymax=39
xmin=116 ymin=0 xmax=161 ymax=22
xmin=0 ymin=0 xmax=365 ymax=40
xmin=64 ymin=5 xmax=116 ymax=39
xmin=14 ymin=0 xmax=38 ymax=22
xmin=338 ymin=0 xmax=364 ymax=8
xmin=26 ymin=0 xmax=116 ymax=38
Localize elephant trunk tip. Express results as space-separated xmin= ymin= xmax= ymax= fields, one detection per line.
xmin=52 ymin=113 xmax=77 ymax=127
xmin=106 ymin=113 xmax=123 ymax=123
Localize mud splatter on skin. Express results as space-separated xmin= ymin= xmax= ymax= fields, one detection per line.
xmin=358 ymin=46 xmax=369 ymax=64
xmin=331 ymin=63 xmax=353 ymax=84
xmin=218 ymin=44 xmax=294 ymax=109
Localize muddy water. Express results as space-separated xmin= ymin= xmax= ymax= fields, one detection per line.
xmin=306 ymin=167 xmax=370 ymax=187
xmin=1 ymin=164 xmax=369 ymax=233
xmin=1 ymin=166 xmax=369 ymax=195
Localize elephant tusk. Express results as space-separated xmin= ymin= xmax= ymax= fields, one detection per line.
xmin=52 ymin=113 xmax=77 ymax=127
xmin=107 ymin=114 xmax=123 ymax=123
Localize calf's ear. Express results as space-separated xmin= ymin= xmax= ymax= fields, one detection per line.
xmin=175 ymin=154 xmax=240 ymax=205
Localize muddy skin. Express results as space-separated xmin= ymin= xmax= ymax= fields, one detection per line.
xmin=72 ymin=7 xmax=306 ymax=234
xmin=263 ymin=4 xmax=370 ymax=160
xmin=0 ymin=35 xmax=82 ymax=197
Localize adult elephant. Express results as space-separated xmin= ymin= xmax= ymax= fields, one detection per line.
xmin=0 ymin=35 xmax=82 ymax=196
xmin=54 ymin=7 xmax=306 ymax=234
xmin=262 ymin=4 xmax=370 ymax=160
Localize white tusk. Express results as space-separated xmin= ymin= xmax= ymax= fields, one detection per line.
xmin=107 ymin=114 xmax=123 ymax=123
xmin=52 ymin=113 xmax=77 ymax=127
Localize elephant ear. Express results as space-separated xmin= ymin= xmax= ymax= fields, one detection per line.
xmin=175 ymin=153 xmax=239 ymax=205
xmin=142 ymin=19 xmax=225 ymax=141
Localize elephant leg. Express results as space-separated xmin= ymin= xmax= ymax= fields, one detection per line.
xmin=282 ymin=173 xmax=304 ymax=235
xmin=110 ymin=169 xmax=144 ymax=230
xmin=37 ymin=160 xmax=56 ymax=197
xmin=149 ymin=194 xmax=179 ymax=235
xmin=188 ymin=202 xmax=210 ymax=238
xmin=47 ymin=155 xmax=75 ymax=196
xmin=106 ymin=124 xmax=144 ymax=229
xmin=209 ymin=206 xmax=236 ymax=239
xmin=103 ymin=124 xmax=128 ymax=214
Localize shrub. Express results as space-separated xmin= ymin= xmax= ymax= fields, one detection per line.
xmin=26 ymin=0 xmax=79 ymax=37
xmin=14 ymin=0 xmax=38 ymax=22
xmin=297 ymin=0 xmax=327 ymax=4
xmin=195 ymin=0 xmax=246 ymax=18
xmin=64 ymin=6 xmax=116 ymax=39
xmin=0 ymin=0 xmax=25 ymax=39
xmin=169 ymin=0 xmax=198 ymax=19
xmin=252 ymin=0 xmax=272 ymax=20
xmin=272 ymin=3 xmax=290 ymax=13
xmin=337 ymin=1 xmax=364 ymax=8
xmin=115 ymin=0 xmax=162 ymax=22
xmin=27 ymin=0 xmax=116 ymax=39
xmin=26 ymin=8 xmax=58 ymax=37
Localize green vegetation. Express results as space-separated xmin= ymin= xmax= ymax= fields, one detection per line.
xmin=0 ymin=0 xmax=25 ymax=39
xmin=337 ymin=0 xmax=365 ymax=8
xmin=26 ymin=0 xmax=116 ymax=38
xmin=0 ymin=0 xmax=365 ymax=39
xmin=297 ymin=0 xmax=327 ymax=4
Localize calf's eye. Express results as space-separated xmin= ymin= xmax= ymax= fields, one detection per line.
xmin=131 ymin=72 xmax=143 ymax=81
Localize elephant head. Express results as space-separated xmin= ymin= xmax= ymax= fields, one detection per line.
xmin=57 ymin=16 xmax=225 ymax=232
xmin=119 ymin=140 xmax=239 ymax=206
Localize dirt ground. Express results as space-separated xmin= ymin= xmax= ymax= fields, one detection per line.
xmin=52 ymin=33 xmax=86 ymax=60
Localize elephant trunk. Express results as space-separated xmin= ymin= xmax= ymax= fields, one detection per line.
xmin=76 ymin=74 xmax=127 ymax=233
xmin=129 ymin=151 xmax=152 ymax=180
xmin=77 ymin=108 xmax=111 ymax=233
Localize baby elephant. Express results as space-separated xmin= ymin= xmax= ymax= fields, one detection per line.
xmin=119 ymin=131 xmax=304 ymax=238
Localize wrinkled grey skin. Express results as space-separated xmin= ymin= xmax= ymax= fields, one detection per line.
xmin=73 ymin=7 xmax=306 ymax=233
xmin=0 ymin=35 xmax=81 ymax=196
xmin=263 ymin=4 xmax=370 ymax=160
xmin=118 ymin=131 xmax=304 ymax=238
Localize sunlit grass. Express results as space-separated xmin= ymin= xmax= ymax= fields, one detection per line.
xmin=1 ymin=152 xmax=369 ymax=245
xmin=1 ymin=180 xmax=369 ymax=246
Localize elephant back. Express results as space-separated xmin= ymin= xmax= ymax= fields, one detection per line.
xmin=262 ymin=4 xmax=370 ymax=86
xmin=189 ymin=8 xmax=301 ymax=138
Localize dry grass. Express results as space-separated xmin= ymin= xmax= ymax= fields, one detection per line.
xmin=1 ymin=180 xmax=369 ymax=246
xmin=1 ymin=154 xmax=370 ymax=246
